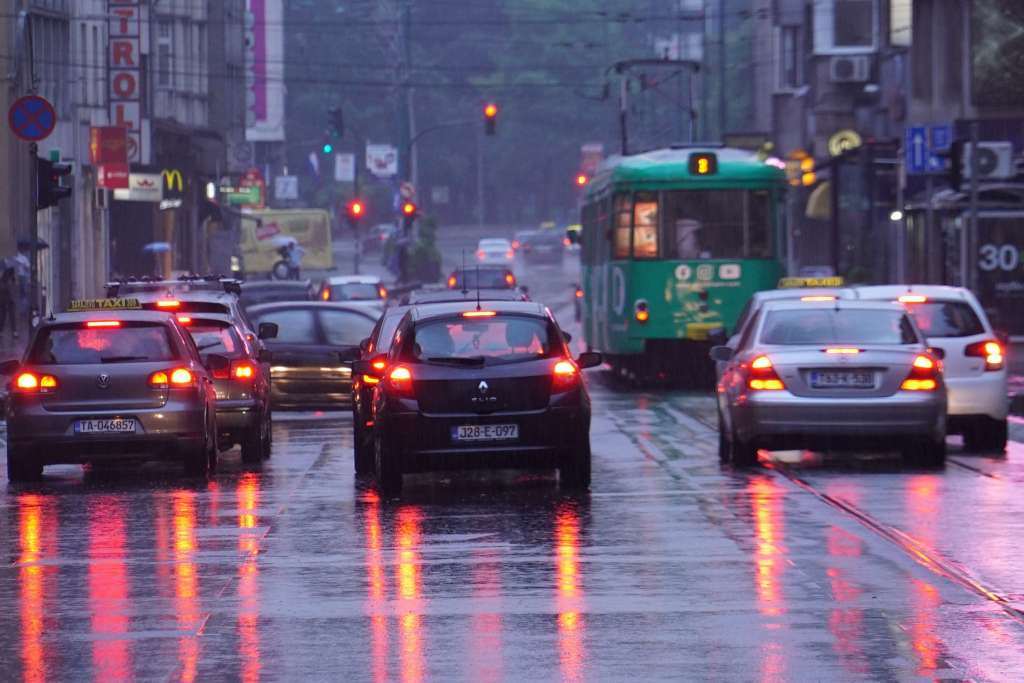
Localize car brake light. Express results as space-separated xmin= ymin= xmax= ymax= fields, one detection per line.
xmin=512 ymin=240 xmax=520 ymax=249
xmin=563 ymin=237 xmax=571 ymax=247
xmin=149 ymin=371 xmax=169 ymax=387
xmin=552 ymin=359 xmax=579 ymax=391
xmin=321 ymin=288 xmax=331 ymax=301
xmin=232 ymin=361 xmax=256 ymax=381
xmin=898 ymin=294 xmax=928 ymax=304
xmin=378 ymin=287 xmax=388 ymax=298
xmin=575 ymin=287 xmax=584 ymax=299
xmin=363 ymin=357 xmax=387 ymax=385
xmin=801 ymin=295 xmax=836 ymax=302
xmin=748 ymin=355 xmax=785 ymax=391
xmin=463 ymin=310 xmax=497 ymax=318
xmin=363 ymin=375 xmax=380 ymax=385
xmin=505 ymin=273 xmax=515 ymax=286
xmin=448 ymin=275 xmax=458 ymax=288
xmin=177 ymin=316 xmax=192 ymax=325
xmin=39 ymin=375 xmax=58 ymax=390
xmin=965 ymin=340 xmax=1004 ymax=371
xmin=901 ymin=354 xmax=939 ymax=391
xmin=505 ymin=250 xmax=514 ymax=259
xmin=170 ymin=368 xmax=194 ymax=386
xmin=15 ymin=372 xmax=38 ymax=390
xmin=86 ymin=320 xmax=121 ymax=328
xmin=825 ymin=347 xmax=860 ymax=354
xmin=387 ymin=366 xmax=414 ymax=396
xmin=156 ymin=300 xmax=181 ymax=309
xmin=477 ymin=250 xmax=486 ymax=260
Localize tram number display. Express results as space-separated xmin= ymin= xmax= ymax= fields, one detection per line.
xmin=978 ymin=243 xmax=1021 ymax=272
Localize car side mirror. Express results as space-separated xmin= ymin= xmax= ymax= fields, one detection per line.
xmin=928 ymin=347 xmax=945 ymax=360
xmin=337 ymin=347 xmax=361 ymax=363
xmin=707 ymin=329 xmax=728 ymax=346
xmin=353 ymin=354 xmax=386 ymax=377
xmin=562 ymin=330 xmax=573 ymax=344
xmin=257 ymin=348 xmax=273 ymax=364
xmin=0 ymin=359 xmax=20 ymax=376
xmin=709 ymin=346 xmax=734 ymax=362
xmin=576 ymin=351 xmax=602 ymax=369
xmin=257 ymin=322 xmax=279 ymax=340
xmin=359 ymin=337 xmax=372 ymax=354
xmin=205 ymin=353 xmax=230 ymax=373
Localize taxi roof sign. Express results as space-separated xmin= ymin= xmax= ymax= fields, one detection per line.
xmin=777 ymin=276 xmax=845 ymax=289
xmin=67 ymin=298 xmax=142 ymax=312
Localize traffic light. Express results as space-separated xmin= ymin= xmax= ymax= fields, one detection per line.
xmin=36 ymin=157 xmax=72 ymax=210
xmin=484 ymin=103 xmax=498 ymax=136
xmin=347 ymin=198 xmax=366 ymax=223
xmin=800 ymin=157 xmax=816 ymax=187
xmin=401 ymin=201 xmax=418 ymax=232
xmin=328 ymin=106 xmax=344 ymax=139
xmin=575 ymin=173 xmax=588 ymax=187
xmin=322 ymin=141 xmax=334 ymax=154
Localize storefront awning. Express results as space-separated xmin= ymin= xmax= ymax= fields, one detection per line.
xmin=805 ymin=181 xmax=831 ymax=220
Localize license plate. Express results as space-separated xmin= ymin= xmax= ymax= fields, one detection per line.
xmin=810 ymin=370 xmax=874 ymax=389
xmin=451 ymin=424 xmax=518 ymax=442
xmin=74 ymin=418 xmax=137 ymax=434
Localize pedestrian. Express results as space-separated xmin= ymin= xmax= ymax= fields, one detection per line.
xmin=0 ymin=265 xmax=19 ymax=342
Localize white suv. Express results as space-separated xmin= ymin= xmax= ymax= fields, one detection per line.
xmin=857 ymin=285 xmax=1008 ymax=452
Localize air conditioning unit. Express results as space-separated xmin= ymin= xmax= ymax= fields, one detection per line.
xmin=963 ymin=142 xmax=1015 ymax=180
xmin=829 ymin=55 xmax=870 ymax=83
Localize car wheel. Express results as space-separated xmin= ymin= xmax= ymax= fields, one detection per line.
xmin=375 ymin=433 xmax=403 ymax=497
xmin=560 ymin=434 xmax=592 ymax=490
xmin=353 ymin=418 xmax=374 ymax=475
xmin=262 ymin=411 xmax=273 ymax=460
xmin=964 ymin=417 xmax=1007 ymax=454
xmin=717 ymin=410 xmax=731 ymax=464
xmin=6 ymin=444 xmax=43 ymax=482
xmin=240 ymin=419 xmax=263 ymax=464
xmin=183 ymin=439 xmax=210 ymax=478
xmin=207 ymin=429 xmax=219 ymax=474
xmin=901 ymin=436 xmax=946 ymax=468
xmin=730 ymin=426 xmax=759 ymax=468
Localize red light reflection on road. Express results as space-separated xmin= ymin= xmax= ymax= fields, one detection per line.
xmin=555 ymin=503 xmax=585 ymax=683
xmin=362 ymin=491 xmax=389 ymax=683
xmin=237 ymin=473 xmax=262 ymax=683
xmin=826 ymin=526 xmax=866 ymax=674
xmin=470 ymin=548 xmax=504 ymax=680
xmin=396 ymin=506 xmax=424 ymax=683
xmin=172 ymin=490 xmax=200 ymax=682
xmin=748 ymin=477 xmax=786 ymax=681
xmin=18 ymin=494 xmax=57 ymax=683
xmin=88 ymin=497 xmax=131 ymax=680
xmin=904 ymin=476 xmax=943 ymax=676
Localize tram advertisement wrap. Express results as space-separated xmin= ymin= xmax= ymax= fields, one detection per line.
xmin=976 ymin=217 xmax=1024 ymax=337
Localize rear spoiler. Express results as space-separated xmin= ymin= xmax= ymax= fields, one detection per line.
xmin=106 ymin=275 xmax=242 ymax=297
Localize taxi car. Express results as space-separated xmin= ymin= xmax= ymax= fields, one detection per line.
xmin=355 ymin=300 xmax=602 ymax=496
xmin=712 ymin=299 xmax=947 ymax=468
xmin=178 ymin=313 xmax=274 ymax=463
xmin=476 ymin=238 xmax=515 ymax=266
xmin=319 ymin=274 xmax=388 ymax=302
xmin=856 ymin=285 xmax=1009 ymax=452
xmin=447 ymin=265 xmax=517 ymax=290
xmin=3 ymin=299 xmax=221 ymax=481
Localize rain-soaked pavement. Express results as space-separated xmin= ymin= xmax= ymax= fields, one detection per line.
xmin=4 ymin=257 xmax=1024 ymax=681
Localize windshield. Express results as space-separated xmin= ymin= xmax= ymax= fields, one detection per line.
xmin=454 ymin=269 xmax=513 ymax=289
xmin=30 ymin=323 xmax=177 ymax=364
xmin=760 ymin=309 xmax=919 ymax=345
xmin=407 ymin=316 xmax=558 ymax=365
xmin=332 ymin=283 xmax=382 ymax=300
xmin=903 ymin=301 xmax=984 ymax=338
xmin=188 ymin=323 xmax=244 ymax=356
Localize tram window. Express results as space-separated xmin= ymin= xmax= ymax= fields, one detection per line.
xmin=613 ymin=193 xmax=631 ymax=259
xmin=633 ymin=193 xmax=659 ymax=259
xmin=664 ymin=190 xmax=771 ymax=259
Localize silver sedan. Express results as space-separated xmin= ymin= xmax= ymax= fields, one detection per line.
xmin=711 ymin=300 xmax=947 ymax=468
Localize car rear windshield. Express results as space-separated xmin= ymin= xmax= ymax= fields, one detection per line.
xmin=455 ymin=269 xmax=512 ymax=289
xmin=188 ymin=323 xmax=244 ymax=356
xmin=902 ymin=301 xmax=984 ymax=338
xmin=527 ymin=233 xmax=563 ymax=246
xmin=406 ymin=315 xmax=559 ymax=365
xmin=29 ymin=323 xmax=178 ymax=364
xmin=332 ymin=283 xmax=381 ymax=300
xmin=760 ymin=309 xmax=919 ymax=345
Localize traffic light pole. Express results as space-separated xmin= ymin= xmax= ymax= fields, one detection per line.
xmin=29 ymin=141 xmax=38 ymax=329
xmin=968 ymin=121 xmax=981 ymax=291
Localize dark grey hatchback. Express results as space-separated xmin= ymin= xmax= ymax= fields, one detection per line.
xmin=356 ymin=300 xmax=601 ymax=497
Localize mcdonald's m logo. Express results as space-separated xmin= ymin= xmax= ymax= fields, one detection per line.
xmin=161 ymin=169 xmax=184 ymax=196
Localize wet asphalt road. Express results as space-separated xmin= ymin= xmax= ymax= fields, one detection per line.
xmin=4 ymin=253 xmax=1024 ymax=681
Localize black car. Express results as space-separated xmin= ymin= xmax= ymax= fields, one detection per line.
xmin=247 ymin=302 xmax=378 ymax=408
xmin=355 ymin=300 xmax=602 ymax=496
xmin=352 ymin=305 xmax=411 ymax=474
xmin=521 ymin=231 xmax=565 ymax=264
xmin=238 ymin=280 xmax=314 ymax=311
xmin=447 ymin=266 xmax=517 ymax=290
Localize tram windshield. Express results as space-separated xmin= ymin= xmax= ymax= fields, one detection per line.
xmin=663 ymin=189 xmax=772 ymax=260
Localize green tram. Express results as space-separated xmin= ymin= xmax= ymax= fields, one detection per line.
xmin=579 ymin=146 xmax=788 ymax=383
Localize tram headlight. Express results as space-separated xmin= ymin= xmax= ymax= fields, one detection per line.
xmin=634 ymin=299 xmax=650 ymax=324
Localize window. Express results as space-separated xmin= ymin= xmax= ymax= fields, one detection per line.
xmin=612 ymin=193 xmax=631 ymax=259
xmin=760 ymin=309 xmax=918 ymax=345
xmin=778 ymin=26 xmax=801 ymax=89
xmin=890 ymin=0 xmax=911 ymax=47
xmin=252 ymin=309 xmax=316 ymax=344
xmin=902 ymin=301 xmax=984 ymax=338
xmin=632 ymin=192 xmax=659 ymax=259
xmin=188 ymin=324 xmax=242 ymax=356
xmin=30 ymin=324 xmax=177 ymax=365
xmin=157 ymin=44 xmax=172 ymax=87
xmin=813 ymin=0 xmax=878 ymax=54
xmin=407 ymin=316 xmax=558 ymax=365
xmin=320 ymin=310 xmax=375 ymax=347
xmin=664 ymin=190 xmax=771 ymax=259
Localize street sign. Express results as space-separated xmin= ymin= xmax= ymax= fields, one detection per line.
xmin=828 ymin=129 xmax=862 ymax=157
xmin=274 ymin=175 xmax=299 ymax=200
xmin=905 ymin=126 xmax=928 ymax=174
xmin=97 ymin=163 xmax=130 ymax=189
xmin=113 ymin=173 xmax=162 ymax=202
xmin=8 ymin=95 xmax=56 ymax=141
xmin=366 ymin=143 xmax=398 ymax=178
xmin=90 ymin=126 xmax=128 ymax=165
xmin=400 ymin=181 xmax=416 ymax=199
xmin=928 ymin=124 xmax=953 ymax=171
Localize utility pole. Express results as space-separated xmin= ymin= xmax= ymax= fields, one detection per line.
xmin=397 ymin=0 xmax=413 ymax=184
xmin=476 ymin=130 xmax=484 ymax=229
xmin=968 ymin=121 xmax=981 ymax=291
xmin=718 ymin=0 xmax=726 ymax=139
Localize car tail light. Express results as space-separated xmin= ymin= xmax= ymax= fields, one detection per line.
xmin=747 ymin=355 xmax=785 ymax=391
xmin=387 ymin=366 xmax=414 ymax=397
xmin=901 ymin=354 xmax=939 ymax=391
xmin=86 ymin=320 xmax=121 ymax=328
xmin=176 ymin=316 xmax=192 ymax=325
xmin=149 ymin=371 xmax=170 ymax=387
xmin=156 ymin=300 xmax=181 ymax=309
xmin=801 ymin=295 xmax=835 ymax=302
xmin=378 ymin=287 xmax=388 ymax=298
xmin=13 ymin=372 xmax=58 ymax=393
xmin=321 ymin=287 xmax=331 ymax=301
xmin=170 ymin=368 xmax=194 ymax=386
xmin=512 ymin=240 xmax=520 ymax=249
xmin=552 ymin=359 xmax=579 ymax=391
xmin=477 ymin=250 xmax=486 ymax=260
xmin=898 ymin=294 xmax=928 ymax=304
xmin=824 ymin=347 xmax=860 ymax=354
xmin=505 ymin=273 xmax=515 ymax=286
xmin=563 ymin=237 xmax=571 ymax=247
xmin=575 ymin=287 xmax=584 ymax=299
xmin=505 ymin=250 xmax=514 ymax=259
xmin=363 ymin=357 xmax=387 ymax=385
xmin=232 ymin=361 xmax=256 ymax=381
xmin=965 ymin=340 xmax=1004 ymax=371
xmin=463 ymin=310 xmax=497 ymax=318
xmin=447 ymin=275 xmax=458 ymax=288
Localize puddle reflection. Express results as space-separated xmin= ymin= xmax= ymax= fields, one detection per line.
xmin=555 ymin=501 xmax=585 ymax=683
xmin=903 ymin=475 xmax=946 ymax=676
xmin=826 ymin=526 xmax=867 ymax=675
xmin=237 ymin=473 xmax=262 ymax=683
xmin=18 ymin=494 xmax=57 ymax=683
xmin=88 ymin=496 xmax=131 ymax=681
xmin=361 ymin=490 xmax=389 ymax=683
xmin=469 ymin=548 xmax=504 ymax=681
xmin=172 ymin=490 xmax=200 ymax=682
xmin=396 ymin=506 xmax=424 ymax=683
xmin=747 ymin=476 xmax=786 ymax=681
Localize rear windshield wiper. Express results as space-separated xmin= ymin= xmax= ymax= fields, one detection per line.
xmin=100 ymin=355 xmax=152 ymax=363
xmin=196 ymin=341 xmax=223 ymax=351
xmin=426 ymin=356 xmax=486 ymax=366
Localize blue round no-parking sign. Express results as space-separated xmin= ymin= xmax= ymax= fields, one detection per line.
xmin=8 ymin=95 xmax=56 ymax=142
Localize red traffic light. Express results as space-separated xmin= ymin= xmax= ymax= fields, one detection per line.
xmin=575 ymin=174 xmax=589 ymax=187
xmin=347 ymin=199 xmax=365 ymax=218
xmin=401 ymin=201 xmax=417 ymax=216
xmin=484 ymin=103 xmax=498 ymax=119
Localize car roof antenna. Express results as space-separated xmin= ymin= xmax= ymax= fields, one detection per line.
xmin=461 ymin=250 xmax=469 ymax=295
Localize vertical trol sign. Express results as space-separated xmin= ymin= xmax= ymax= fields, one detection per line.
xmin=245 ymin=0 xmax=285 ymax=141
xmin=108 ymin=0 xmax=149 ymax=163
